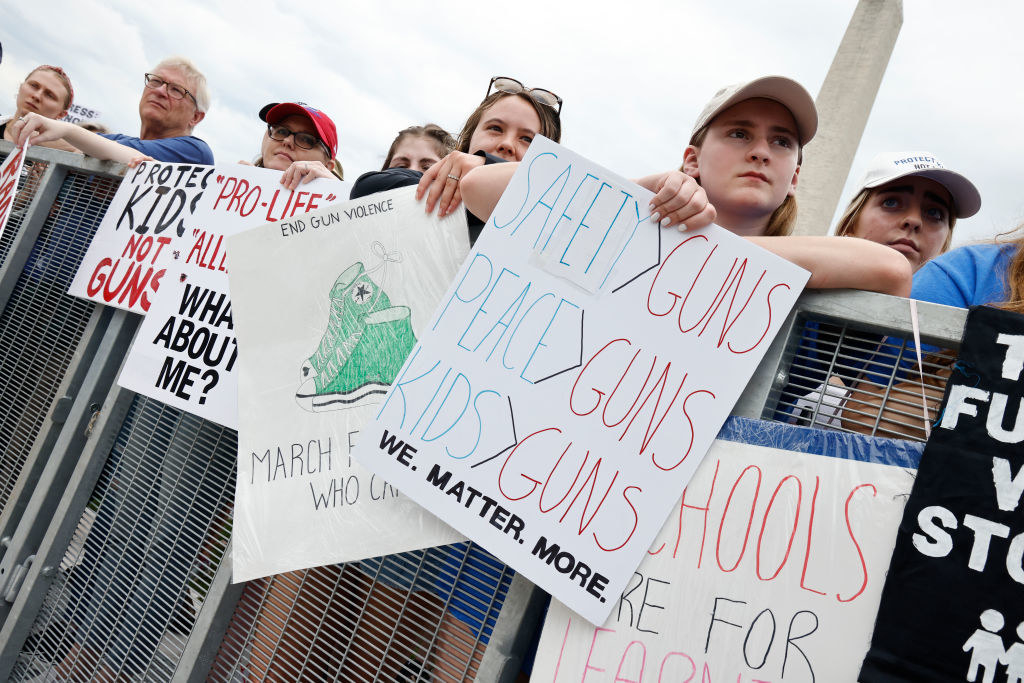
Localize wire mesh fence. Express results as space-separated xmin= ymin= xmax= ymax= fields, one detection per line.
xmin=0 ymin=163 xmax=120 ymax=516
xmin=10 ymin=396 xmax=236 ymax=682
xmin=211 ymin=545 xmax=514 ymax=682
xmin=775 ymin=315 xmax=958 ymax=441
xmin=0 ymin=154 xmax=49 ymax=267
xmin=0 ymin=147 xmax=974 ymax=683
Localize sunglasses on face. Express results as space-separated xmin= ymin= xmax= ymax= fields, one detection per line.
xmin=267 ymin=123 xmax=329 ymax=154
xmin=144 ymin=73 xmax=198 ymax=107
xmin=486 ymin=76 xmax=562 ymax=115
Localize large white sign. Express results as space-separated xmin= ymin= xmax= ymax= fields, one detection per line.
xmin=530 ymin=433 xmax=915 ymax=682
xmin=70 ymin=161 xmax=345 ymax=314
xmin=116 ymin=164 xmax=347 ymax=427
xmin=350 ymin=138 xmax=810 ymax=624
xmin=227 ymin=186 xmax=469 ymax=582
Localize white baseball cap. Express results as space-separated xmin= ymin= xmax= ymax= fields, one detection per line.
xmin=690 ymin=76 xmax=818 ymax=145
xmin=857 ymin=152 xmax=981 ymax=218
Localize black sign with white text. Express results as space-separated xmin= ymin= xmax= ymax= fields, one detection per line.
xmin=861 ymin=306 xmax=1024 ymax=681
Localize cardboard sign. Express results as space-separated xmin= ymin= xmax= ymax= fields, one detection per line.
xmin=116 ymin=164 xmax=347 ymax=426
xmin=861 ymin=306 xmax=1024 ymax=682
xmin=0 ymin=141 xmax=27 ymax=240
xmin=61 ymin=103 xmax=103 ymax=125
xmin=70 ymin=162 xmax=345 ymax=314
xmin=227 ymin=186 xmax=469 ymax=582
xmin=349 ymin=138 xmax=810 ymax=625
xmin=531 ymin=417 xmax=920 ymax=682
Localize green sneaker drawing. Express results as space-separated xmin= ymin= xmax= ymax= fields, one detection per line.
xmin=296 ymin=261 xmax=417 ymax=412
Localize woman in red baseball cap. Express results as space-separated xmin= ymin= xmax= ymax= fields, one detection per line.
xmin=254 ymin=101 xmax=344 ymax=189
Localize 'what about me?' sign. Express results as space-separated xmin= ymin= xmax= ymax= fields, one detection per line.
xmin=351 ymin=137 xmax=810 ymax=624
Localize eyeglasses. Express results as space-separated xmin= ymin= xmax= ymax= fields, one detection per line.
xmin=267 ymin=124 xmax=329 ymax=155
xmin=486 ymin=76 xmax=562 ymax=115
xmin=144 ymin=73 xmax=198 ymax=107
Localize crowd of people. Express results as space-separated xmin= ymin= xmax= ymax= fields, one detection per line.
xmin=4 ymin=57 xmax=1006 ymax=313
xmin=5 ymin=53 xmax=1023 ymax=679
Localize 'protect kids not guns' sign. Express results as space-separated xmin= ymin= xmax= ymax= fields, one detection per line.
xmin=70 ymin=161 xmax=345 ymax=315
xmin=116 ymin=164 xmax=347 ymax=427
xmin=350 ymin=138 xmax=811 ymax=625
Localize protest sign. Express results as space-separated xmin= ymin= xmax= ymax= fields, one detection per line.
xmin=70 ymin=161 xmax=344 ymax=314
xmin=116 ymin=164 xmax=346 ymax=426
xmin=861 ymin=306 xmax=1024 ymax=682
xmin=530 ymin=417 xmax=920 ymax=682
xmin=228 ymin=186 xmax=469 ymax=581
xmin=61 ymin=103 xmax=102 ymax=125
xmin=350 ymin=137 xmax=810 ymax=625
xmin=0 ymin=140 xmax=27 ymax=240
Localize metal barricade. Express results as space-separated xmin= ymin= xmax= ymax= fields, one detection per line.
xmin=0 ymin=145 xmax=974 ymax=682
xmin=0 ymin=143 xmax=130 ymax=617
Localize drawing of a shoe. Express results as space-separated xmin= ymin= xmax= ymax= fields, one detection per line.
xmin=296 ymin=261 xmax=416 ymax=412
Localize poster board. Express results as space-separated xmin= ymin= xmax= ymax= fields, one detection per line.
xmin=116 ymin=164 xmax=347 ymax=427
xmin=861 ymin=305 xmax=1024 ymax=682
xmin=70 ymin=161 xmax=345 ymax=314
xmin=227 ymin=186 xmax=469 ymax=582
xmin=0 ymin=140 xmax=27 ymax=240
xmin=531 ymin=417 xmax=921 ymax=682
xmin=61 ymin=103 xmax=103 ymax=125
xmin=350 ymin=137 xmax=810 ymax=624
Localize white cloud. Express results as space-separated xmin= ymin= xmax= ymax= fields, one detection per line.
xmin=2 ymin=0 xmax=1022 ymax=242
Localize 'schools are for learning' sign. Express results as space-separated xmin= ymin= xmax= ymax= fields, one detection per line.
xmin=531 ymin=419 xmax=920 ymax=682
xmin=350 ymin=137 xmax=810 ymax=625
xmin=227 ymin=187 xmax=468 ymax=582
xmin=116 ymin=163 xmax=347 ymax=428
xmin=861 ymin=306 xmax=1024 ymax=682
xmin=70 ymin=161 xmax=345 ymax=314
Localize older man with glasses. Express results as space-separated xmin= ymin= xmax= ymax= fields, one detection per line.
xmin=12 ymin=55 xmax=214 ymax=165
xmin=101 ymin=56 xmax=214 ymax=164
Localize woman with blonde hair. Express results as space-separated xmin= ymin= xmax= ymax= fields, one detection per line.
xmin=833 ymin=151 xmax=980 ymax=271
xmin=462 ymin=75 xmax=912 ymax=296
xmin=2 ymin=65 xmax=77 ymax=152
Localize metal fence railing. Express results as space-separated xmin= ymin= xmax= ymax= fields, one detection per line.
xmin=0 ymin=142 xmax=972 ymax=682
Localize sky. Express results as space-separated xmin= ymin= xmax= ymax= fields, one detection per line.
xmin=1 ymin=0 xmax=1020 ymax=246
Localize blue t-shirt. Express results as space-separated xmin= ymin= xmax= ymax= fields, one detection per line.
xmin=101 ymin=133 xmax=214 ymax=165
xmin=911 ymin=242 xmax=1016 ymax=308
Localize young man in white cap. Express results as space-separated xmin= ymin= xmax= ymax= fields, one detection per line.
xmin=682 ymin=75 xmax=818 ymax=237
xmin=833 ymin=151 xmax=982 ymax=271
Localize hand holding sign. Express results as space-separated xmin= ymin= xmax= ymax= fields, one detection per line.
xmin=352 ymin=138 xmax=810 ymax=624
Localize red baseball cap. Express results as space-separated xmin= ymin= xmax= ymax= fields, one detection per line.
xmin=259 ymin=102 xmax=338 ymax=159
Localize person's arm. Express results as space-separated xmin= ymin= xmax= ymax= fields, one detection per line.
xmin=462 ymin=164 xmax=718 ymax=232
xmin=747 ymin=235 xmax=912 ymax=296
xmin=278 ymin=160 xmax=334 ymax=190
xmin=460 ymin=162 xmax=519 ymax=221
xmin=14 ymin=113 xmax=148 ymax=164
xmin=633 ymin=170 xmax=716 ymax=231
xmin=416 ymin=151 xmax=487 ymax=217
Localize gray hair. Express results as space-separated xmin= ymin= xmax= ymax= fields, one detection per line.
xmin=153 ymin=56 xmax=210 ymax=114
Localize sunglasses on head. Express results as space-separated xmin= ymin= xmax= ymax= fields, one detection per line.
xmin=486 ymin=76 xmax=562 ymax=115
